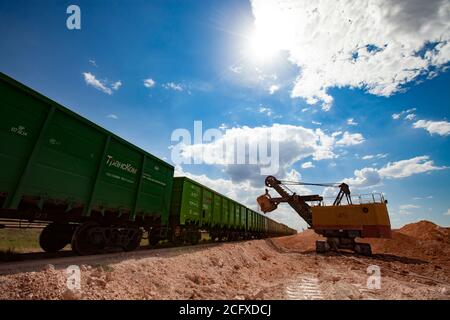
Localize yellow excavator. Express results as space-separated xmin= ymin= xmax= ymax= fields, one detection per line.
xmin=257 ymin=176 xmax=392 ymax=255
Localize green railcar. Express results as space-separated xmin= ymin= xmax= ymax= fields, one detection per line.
xmin=0 ymin=72 xmax=174 ymax=254
xmin=221 ymin=198 xmax=229 ymax=227
xmin=170 ymin=177 xmax=238 ymax=228
xmin=170 ymin=177 xmax=235 ymax=242
xmin=212 ymin=192 xmax=221 ymax=227
xmin=169 ymin=177 xmax=274 ymax=242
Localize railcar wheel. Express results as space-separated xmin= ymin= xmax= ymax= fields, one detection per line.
xmin=71 ymin=221 xmax=104 ymax=255
xmin=189 ymin=231 xmax=201 ymax=245
xmin=123 ymin=228 xmax=142 ymax=252
xmin=148 ymin=227 xmax=161 ymax=246
xmin=39 ymin=223 xmax=73 ymax=253
xmin=148 ymin=235 xmax=160 ymax=246
xmin=315 ymin=240 xmax=329 ymax=253
xmin=355 ymin=243 xmax=372 ymax=256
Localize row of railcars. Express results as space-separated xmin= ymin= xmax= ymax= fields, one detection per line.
xmin=166 ymin=177 xmax=296 ymax=245
xmin=0 ymin=72 xmax=296 ymax=255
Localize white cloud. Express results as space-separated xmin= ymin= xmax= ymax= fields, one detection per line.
xmin=362 ymin=153 xmax=388 ymax=160
xmin=250 ymin=0 xmax=450 ymax=110
xmin=344 ymin=167 xmax=382 ymax=188
xmin=143 ymin=78 xmax=156 ymax=88
xmin=83 ymin=72 xmax=111 ymax=95
xmin=399 ymin=204 xmax=420 ymax=215
xmin=444 ymin=209 xmax=450 ymax=216
xmin=163 ymin=82 xmax=184 ymax=91
xmin=311 ymin=121 xmax=322 ymax=125
xmin=413 ymin=119 xmax=450 ymax=136
xmin=378 ymin=156 xmax=448 ymax=178
xmin=392 ymin=108 xmax=417 ymax=120
xmin=301 ymin=161 xmax=315 ymax=169
xmin=400 ymin=204 xmax=420 ymax=210
xmin=88 ymin=59 xmax=98 ymax=67
xmin=301 ymin=108 xmax=308 ymax=112
xmin=258 ymin=106 xmax=273 ymax=116
xmin=344 ymin=155 xmax=448 ymax=188
xmin=413 ymin=195 xmax=433 ymax=200
xmin=336 ymin=132 xmax=365 ymax=146
xmin=106 ymin=114 xmax=118 ymax=120
xmin=82 ymin=72 xmax=121 ymax=95
xmin=268 ymin=84 xmax=280 ymax=94
xmin=177 ymin=124 xmax=364 ymax=186
xmin=111 ymin=81 xmax=122 ymax=91
xmin=229 ymin=65 xmax=243 ymax=74
xmin=347 ymin=118 xmax=358 ymax=126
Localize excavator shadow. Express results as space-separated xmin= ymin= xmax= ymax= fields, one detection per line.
xmin=263 ymin=238 xmax=309 ymax=254
xmin=368 ymin=253 xmax=428 ymax=265
xmin=334 ymin=251 xmax=428 ymax=264
xmin=264 ymin=238 xmax=429 ymax=265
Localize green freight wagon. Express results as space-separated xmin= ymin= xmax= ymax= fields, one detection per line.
xmin=212 ymin=193 xmax=222 ymax=227
xmin=234 ymin=201 xmax=240 ymax=229
xmin=246 ymin=209 xmax=252 ymax=232
xmin=169 ymin=176 xmax=271 ymax=242
xmin=170 ymin=176 xmax=250 ymax=242
xmin=220 ymin=198 xmax=231 ymax=228
xmin=252 ymin=211 xmax=257 ymax=232
xmin=240 ymin=205 xmax=246 ymax=230
xmin=248 ymin=209 xmax=256 ymax=232
xmin=0 ymin=72 xmax=174 ymax=254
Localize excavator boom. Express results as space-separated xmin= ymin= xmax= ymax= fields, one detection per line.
xmin=257 ymin=176 xmax=323 ymax=226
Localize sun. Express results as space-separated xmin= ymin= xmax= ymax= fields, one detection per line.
xmin=244 ymin=8 xmax=289 ymax=63
xmin=247 ymin=29 xmax=281 ymax=62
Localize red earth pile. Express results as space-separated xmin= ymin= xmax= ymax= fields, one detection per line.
xmin=273 ymin=220 xmax=450 ymax=264
xmin=272 ymin=220 xmax=450 ymax=293
xmin=366 ymin=220 xmax=450 ymax=264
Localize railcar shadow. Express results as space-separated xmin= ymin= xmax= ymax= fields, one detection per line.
xmin=0 ymin=241 xmax=231 ymax=276
xmin=263 ymin=238 xmax=315 ymax=255
xmin=0 ymin=249 xmax=74 ymax=262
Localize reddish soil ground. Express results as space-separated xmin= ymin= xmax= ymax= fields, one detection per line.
xmin=0 ymin=220 xmax=449 ymax=300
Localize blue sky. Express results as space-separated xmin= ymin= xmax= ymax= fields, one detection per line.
xmin=1 ymin=0 xmax=449 ymax=229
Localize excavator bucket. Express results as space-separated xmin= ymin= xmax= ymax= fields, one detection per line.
xmin=257 ymin=194 xmax=278 ymax=213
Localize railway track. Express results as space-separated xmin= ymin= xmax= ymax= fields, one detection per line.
xmin=0 ymin=241 xmax=224 ymax=276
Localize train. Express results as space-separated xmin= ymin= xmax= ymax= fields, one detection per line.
xmin=0 ymin=72 xmax=296 ymax=255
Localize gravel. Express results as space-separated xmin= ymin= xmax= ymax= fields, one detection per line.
xmin=0 ymin=220 xmax=449 ymax=300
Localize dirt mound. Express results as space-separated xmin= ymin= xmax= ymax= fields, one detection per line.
xmin=365 ymin=220 xmax=450 ymax=263
xmin=274 ymin=220 xmax=450 ymax=263
xmin=398 ymin=220 xmax=450 ymax=243
xmin=363 ymin=231 xmax=450 ymax=263
xmin=272 ymin=229 xmax=323 ymax=253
